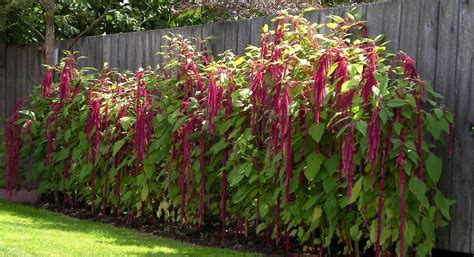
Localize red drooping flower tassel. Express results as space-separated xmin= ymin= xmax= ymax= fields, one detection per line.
xmin=207 ymin=76 xmax=217 ymax=134
xmin=62 ymin=156 xmax=70 ymax=207
xmin=199 ymin=136 xmax=206 ymax=226
xmin=375 ymin=149 xmax=387 ymax=257
xmin=221 ymin=85 xmax=234 ymax=240
xmin=333 ymin=56 xmax=349 ymax=106
xmin=59 ymin=60 xmax=73 ymax=104
xmin=361 ymin=47 xmax=378 ymax=104
xmin=275 ymin=196 xmax=281 ymax=245
xmin=368 ymin=108 xmax=380 ymax=190
xmin=415 ymin=98 xmax=424 ymax=180
xmin=4 ymin=100 xmax=23 ymax=199
xmin=41 ymin=67 xmax=54 ymax=97
xmin=343 ymin=125 xmax=355 ymax=198
xmin=401 ymin=52 xmax=425 ymax=96
xmin=285 ymin=118 xmax=293 ymax=204
xmin=397 ymin=129 xmax=407 ymax=257
xmin=87 ymin=99 xmax=101 ymax=209
xmin=114 ymin=107 xmax=126 ymax=209
xmin=312 ymin=51 xmax=333 ymax=123
xmin=134 ymin=71 xmax=150 ymax=173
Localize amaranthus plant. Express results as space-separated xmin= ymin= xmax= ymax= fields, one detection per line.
xmin=3 ymin=12 xmax=455 ymax=257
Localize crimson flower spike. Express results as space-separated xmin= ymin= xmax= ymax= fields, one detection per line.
xmin=41 ymin=67 xmax=54 ymax=97
xmin=312 ymin=50 xmax=333 ymax=123
xmin=368 ymin=108 xmax=381 ymax=190
xmin=397 ymin=128 xmax=407 ymax=257
xmin=361 ymin=47 xmax=378 ymax=104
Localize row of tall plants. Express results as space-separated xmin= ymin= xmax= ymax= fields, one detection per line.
xmin=3 ymin=13 xmax=454 ymax=256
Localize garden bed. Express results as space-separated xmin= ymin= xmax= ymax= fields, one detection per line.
xmin=40 ymin=201 xmax=286 ymax=256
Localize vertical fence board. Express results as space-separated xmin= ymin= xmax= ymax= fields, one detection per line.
xmin=399 ymin=0 xmax=422 ymax=60
xmin=142 ymin=31 xmax=152 ymax=69
xmin=450 ymin=0 xmax=473 ymax=253
xmin=435 ymin=0 xmax=460 ymax=249
xmin=126 ymin=33 xmax=136 ymax=71
xmin=109 ymin=34 xmax=119 ymax=69
xmin=102 ymin=35 xmax=111 ymax=67
xmin=151 ymin=30 xmax=162 ymax=67
xmin=9 ymin=46 xmax=18 ymax=115
xmin=237 ymin=19 xmax=250 ymax=55
xmin=304 ymin=8 xmax=322 ymax=25
xmin=0 ymin=33 xmax=5 ymax=119
xmin=15 ymin=46 xmax=23 ymax=102
xmin=381 ymin=1 xmax=402 ymax=51
xmin=212 ymin=22 xmax=226 ymax=57
xmin=366 ymin=3 xmax=384 ymax=37
xmin=249 ymin=16 xmax=265 ymax=48
xmin=117 ymin=33 xmax=128 ymax=71
xmin=25 ymin=46 xmax=33 ymax=95
xmin=224 ymin=21 xmax=239 ymax=54
xmin=32 ymin=44 xmax=41 ymax=93
xmin=416 ymin=0 xmax=440 ymax=86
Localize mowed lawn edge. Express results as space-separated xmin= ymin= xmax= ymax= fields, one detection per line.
xmin=0 ymin=200 xmax=259 ymax=257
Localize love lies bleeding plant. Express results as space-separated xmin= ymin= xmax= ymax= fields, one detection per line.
xmin=3 ymin=12 xmax=456 ymax=256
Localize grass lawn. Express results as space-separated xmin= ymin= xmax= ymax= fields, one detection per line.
xmin=0 ymin=200 xmax=257 ymax=256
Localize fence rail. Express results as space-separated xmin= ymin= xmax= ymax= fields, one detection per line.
xmin=1 ymin=0 xmax=473 ymax=254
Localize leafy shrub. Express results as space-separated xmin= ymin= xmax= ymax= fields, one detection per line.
xmin=4 ymin=13 xmax=454 ymax=256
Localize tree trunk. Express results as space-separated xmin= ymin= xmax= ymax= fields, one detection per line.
xmin=44 ymin=0 xmax=55 ymax=66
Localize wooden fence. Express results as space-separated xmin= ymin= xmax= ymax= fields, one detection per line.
xmin=1 ymin=0 xmax=473 ymax=254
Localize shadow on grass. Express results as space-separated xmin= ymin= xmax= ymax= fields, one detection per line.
xmin=0 ymin=201 xmax=256 ymax=256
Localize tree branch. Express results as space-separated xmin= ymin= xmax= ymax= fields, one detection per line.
xmin=67 ymin=0 xmax=114 ymax=50
xmin=25 ymin=20 xmax=46 ymax=41
xmin=36 ymin=0 xmax=46 ymax=10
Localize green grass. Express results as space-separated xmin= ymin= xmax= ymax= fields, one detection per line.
xmin=0 ymin=201 xmax=257 ymax=257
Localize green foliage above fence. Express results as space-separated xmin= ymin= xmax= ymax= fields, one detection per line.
xmin=3 ymin=13 xmax=454 ymax=256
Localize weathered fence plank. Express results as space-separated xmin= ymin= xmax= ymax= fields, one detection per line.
xmin=434 ymin=0 xmax=460 ymax=250
xmin=237 ymin=19 xmax=250 ymax=55
xmin=416 ymin=0 xmax=440 ymax=87
xmin=398 ymin=0 xmax=421 ymax=60
xmin=451 ymin=0 xmax=474 ymax=253
xmin=0 ymin=33 xmax=5 ymax=119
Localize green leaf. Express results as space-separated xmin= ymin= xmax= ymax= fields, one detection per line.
xmin=387 ymin=99 xmax=406 ymax=108
xmin=58 ymin=148 xmax=70 ymax=162
xmin=113 ymin=138 xmax=126 ymax=157
xmin=356 ymin=120 xmax=367 ymax=136
xmin=305 ymin=153 xmax=324 ymax=180
xmin=426 ymin=153 xmax=442 ymax=184
xmin=309 ymin=123 xmax=325 ymax=143
xmin=350 ymin=222 xmax=362 ymax=241
xmin=434 ymin=190 xmax=455 ymax=220
xmin=347 ymin=179 xmax=362 ymax=205
xmin=312 ymin=206 xmax=322 ymax=223
xmin=379 ymin=109 xmax=389 ymax=124
xmin=327 ymin=23 xmax=338 ymax=29
xmin=426 ymin=114 xmax=441 ymax=139
xmin=434 ymin=108 xmax=443 ymax=119
xmin=256 ymin=222 xmax=267 ymax=234
xmin=120 ymin=116 xmax=135 ymax=130
xmin=141 ymin=184 xmax=149 ymax=201
xmin=143 ymin=164 xmax=154 ymax=179
xmin=408 ymin=176 xmax=426 ymax=203
xmin=259 ymin=203 xmax=269 ymax=218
